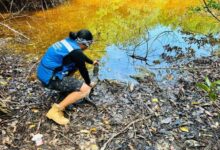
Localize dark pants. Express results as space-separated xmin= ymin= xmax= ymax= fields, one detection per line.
xmin=46 ymin=76 xmax=83 ymax=93
xmin=46 ymin=76 xmax=84 ymax=104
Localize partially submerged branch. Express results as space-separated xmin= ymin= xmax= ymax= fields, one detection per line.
xmin=129 ymin=54 xmax=147 ymax=61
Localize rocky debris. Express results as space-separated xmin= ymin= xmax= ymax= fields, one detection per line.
xmin=0 ymin=52 xmax=219 ymax=150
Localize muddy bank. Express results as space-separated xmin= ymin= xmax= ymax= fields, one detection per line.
xmin=0 ymin=0 xmax=67 ymax=12
xmin=0 ymin=50 xmax=220 ymax=149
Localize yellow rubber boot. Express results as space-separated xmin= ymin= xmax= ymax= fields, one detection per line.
xmin=46 ymin=104 xmax=69 ymax=125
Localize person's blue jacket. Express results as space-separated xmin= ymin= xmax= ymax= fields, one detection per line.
xmin=37 ymin=38 xmax=81 ymax=85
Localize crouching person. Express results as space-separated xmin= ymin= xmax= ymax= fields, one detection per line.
xmin=37 ymin=29 xmax=98 ymax=125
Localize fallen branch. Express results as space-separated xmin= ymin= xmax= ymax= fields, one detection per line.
xmin=0 ymin=22 xmax=29 ymax=40
xmin=58 ymin=132 xmax=76 ymax=145
xmin=100 ymin=115 xmax=152 ymax=150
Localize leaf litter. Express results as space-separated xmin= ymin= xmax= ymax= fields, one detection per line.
xmin=0 ymin=51 xmax=220 ymax=150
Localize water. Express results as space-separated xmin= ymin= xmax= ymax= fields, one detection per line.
xmin=1 ymin=0 xmax=220 ymax=83
xmin=99 ymin=25 xmax=219 ymax=83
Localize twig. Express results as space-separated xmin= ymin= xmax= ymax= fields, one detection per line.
xmin=203 ymin=0 xmax=220 ymax=23
xmin=9 ymin=0 xmax=14 ymax=13
xmin=0 ymin=22 xmax=29 ymax=40
xmin=146 ymin=123 xmax=152 ymax=137
xmin=132 ymin=122 xmax=137 ymax=139
xmin=84 ymin=97 xmax=98 ymax=111
xmin=58 ymin=132 xmax=76 ymax=145
xmin=100 ymin=115 xmax=151 ymax=150
xmin=35 ymin=116 xmax=44 ymax=134
xmin=52 ymin=129 xmax=77 ymax=142
xmin=136 ymin=135 xmax=147 ymax=140
xmin=14 ymin=3 xmax=28 ymax=15
xmin=213 ymin=102 xmax=220 ymax=110
xmin=0 ymin=1 xmax=9 ymax=12
xmin=25 ymin=60 xmax=40 ymax=81
xmin=149 ymin=31 xmax=173 ymax=49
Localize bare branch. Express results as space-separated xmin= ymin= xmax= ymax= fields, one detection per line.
xmin=203 ymin=0 xmax=220 ymax=22
xmin=0 ymin=0 xmax=9 ymax=12
xmin=0 ymin=22 xmax=29 ymax=40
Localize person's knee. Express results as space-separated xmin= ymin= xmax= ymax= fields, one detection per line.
xmin=80 ymin=83 xmax=91 ymax=97
xmin=81 ymin=88 xmax=91 ymax=97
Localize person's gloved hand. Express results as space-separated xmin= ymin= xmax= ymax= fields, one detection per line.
xmin=93 ymin=60 xmax=99 ymax=65
xmin=90 ymin=82 xmax=96 ymax=88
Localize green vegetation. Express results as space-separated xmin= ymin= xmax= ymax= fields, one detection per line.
xmin=191 ymin=0 xmax=220 ymax=23
xmin=196 ymin=77 xmax=220 ymax=101
xmin=192 ymin=0 xmax=220 ymax=12
xmin=205 ymin=0 xmax=220 ymax=10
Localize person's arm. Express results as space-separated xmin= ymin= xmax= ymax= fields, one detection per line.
xmin=70 ymin=50 xmax=91 ymax=86
xmin=84 ymin=54 xmax=93 ymax=64
xmin=78 ymin=62 xmax=91 ymax=85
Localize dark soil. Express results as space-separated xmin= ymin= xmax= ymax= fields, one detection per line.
xmin=0 ymin=49 xmax=220 ymax=150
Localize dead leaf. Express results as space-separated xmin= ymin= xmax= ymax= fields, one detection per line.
xmin=79 ymin=138 xmax=99 ymax=150
xmin=129 ymin=83 xmax=135 ymax=92
xmin=29 ymin=124 xmax=36 ymax=129
xmin=0 ymin=79 xmax=7 ymax=86
xmin=80 ymin=130 xmax=90 ymax=134
xmin=102 ymin=118 xmax=110 ymax=125
xmin=2 ymin=136 xmax=12 ymax=145
xmin=184 ymin=140 xmax=201 ymax=147
xmin=49 ymin=138 xmax=59 ymax=145
xmin=31 ymin=108 xmax=39 ymax=113
xmin=166 ymin=74 xmax=173 ymax=80
xmin=191 ymin=102 xmax=200 ymax=105
xmin=204 ymin=110 xmax=213 ymax=117
xmin=180 ymin=126 xmax=189 ymax=132
xmin=150 ymin=127 xmax=157 ymax=133
xmin=28 ymin=73 xmax=37 ymax=81
xmin=89 ymin=144 xmax=99 ymax=150
xmin=152 ymin=98 xmax=159 ymax=103
xmin=128 ymin=143 xmax=135 ymax=150
xmin=90 ymin=128 xmax=97 ymax=134
xmin=161 ymin=117 xmax=172 ymax=124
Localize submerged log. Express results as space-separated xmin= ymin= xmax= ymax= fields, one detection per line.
xmin=129 ymin=54 xmax=147 ymax=61
xmin=0 ymin=0 xmax=67 ymax=12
